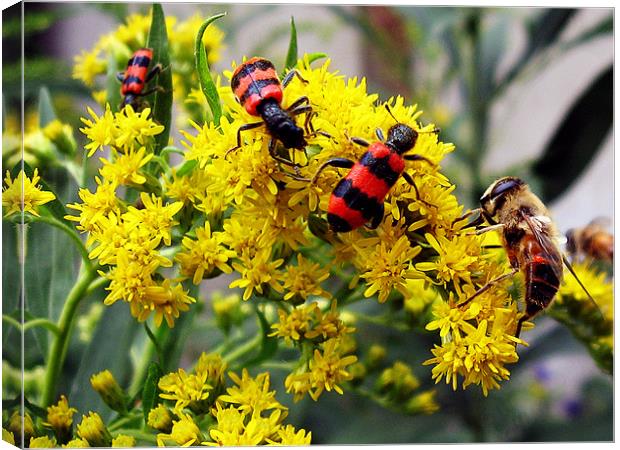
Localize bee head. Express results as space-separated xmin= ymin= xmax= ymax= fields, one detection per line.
xmin=386 ymin=123 xmax=418 ymax=154
xmin=480 ymin=176 xmax=525 ymax=223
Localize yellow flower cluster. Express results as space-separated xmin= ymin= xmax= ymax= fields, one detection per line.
xmin=154 ymin=353 xmax=312 ymax=446
xmin=72 ymin=11 xmax=224 ymax=114
xmin=66 ymin=105 xmax=192 ymax=327
xmin=174 ymin=55 xmax=523 ymax=396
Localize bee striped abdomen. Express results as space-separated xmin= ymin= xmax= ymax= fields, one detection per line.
xmin=231 ymin=57 xmax=283 ymax=116
xmin=327 ymin=143 xmax=405 ymax=232
xmin=524 ymin=247 xmax=561 ymax=318
xmin=121 ymin=48 xmax=153 ymax=95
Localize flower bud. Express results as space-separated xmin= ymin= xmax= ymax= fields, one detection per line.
xmin=62 ymin=437 xmax=90 ymax=448
xmin=44 ymin=395 xmax=77 ymax=444
xmin=365 ymin=344 xmax=387 ymax=371
xmin=29 ymin=435 xmax=57 ymax=448
xmin=8 ymin=411 xmax=35 ymax=447
xmin=43 ymin=120 xmax=77 ymax=157
xmin=2 ymin=428 xmax=15 ymax=446
xmin=76 ymin=412 xmax=112 ymax=447
xmin=112 ymin=434 xmax=136 ymax=447
xmin=90 ymin=370 xmax=128 ymax=413
xmin=375 ymin=361 xmax=420 ymax=401
xmin=405 ymin=389 xmax=440 ymax=415
xmin=147 ymin=404 xmax=173 ymax=433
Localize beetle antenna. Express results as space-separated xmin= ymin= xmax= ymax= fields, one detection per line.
xmin=384 ymin=104 xmax=399 ymax=124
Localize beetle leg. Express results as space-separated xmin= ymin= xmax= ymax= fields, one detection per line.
xmin=225 ymin=122 xmax=264 ymax=159
xmin=310 ymin=157 xmax=355 ymax=184
xmin=282 ymin=69 xmax=308 ymax=88
xmin=368 ymin=202 xmax=385 ymax=229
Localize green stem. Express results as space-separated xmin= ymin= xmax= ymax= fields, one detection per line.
xmin=24 ymin=318 xmax=61 ymax=335
xmin=223 ymin=333 xmax=262 ymax=364
xmin=35 ymin=214 xmax=92 ymax=270
xmin=107 ymin=412 xmax=143 ymax=432
xmin=41 ymin=266 xmax=98 ymax=407
xmin=110 ymin=429 xmax=157 ymax=444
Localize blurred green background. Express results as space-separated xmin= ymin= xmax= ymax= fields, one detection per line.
xmin=2 ymin=3 xmax=613 ymax=443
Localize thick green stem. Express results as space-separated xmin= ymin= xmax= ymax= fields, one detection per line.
xmin=41 ymin=266 xmax=98 ymax=407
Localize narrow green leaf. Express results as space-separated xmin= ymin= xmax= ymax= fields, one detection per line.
xmin=195 ymin=13 xmax=226 ymax=126
xmin=38 ymin=86 xmax=56 ymax=127
xmin=284 ymin=16 xmax=298 ymax=71
xmin=533 ymin=66 xmax=612 ymax=203
xmin=142 ymin=361 xmax=163 ymax=424
xmin=146 ymin=3 xmax=173 ymax=155
xmin=244 ymin=308 xmax=278 ymax=367
xmin=176 ymin=159 xmax=197 ymax=177
xmin=305 ymin=52 xmax=328 ymax=67
xmin=105 ymin=52 xmax=122 ymax=113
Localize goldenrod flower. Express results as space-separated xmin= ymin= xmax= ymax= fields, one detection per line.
xmin=114 ymin=105 xmax=165 ymax=151
xmin=43 ymin=395 xmax=77 ymax=442
xmin=90 ymin=370 xmax=127 ymax=413
xmin=267 ymin=424 xmax=312 ymax=445
xmin=65 ymin=177 xmax=118 ymax=233
xmin=42 ymin=119 xmax=77 ymax=156
xmin=156 ymin=414 xmax=203 ymax=447
xmin=158 ymin=367 xmax=212 ymax=414
xmin=124 ymin=193 xmax=183 ymax=247
xmin=176 ymin=221 xmax=236 ymax=284
xmin=280 ymin=254 xmax=331 ymax=302
xmin=2 ymin=168 xmax=56 ymax=217
xmin=79 ymin=105 xmax=116 ymax=157
xmin=98 ymin=147 xmax=153 ymax=187
xmin=29 ymin=435 xmax=57 ymax=448
xmin=269 ymin=304 xmax=314 ymax=343
xmin=140 ymin=279 xmax=196 ymax=328
xmin=194 ymin=353 xmax=228 ymax=393
xmin=218 ymin=369 xmax=286 ymax=416
xmin=229 ymin=248 xmax=284 ymax=301
xmin=76 ymin=412 xmax=111 ymax=447
xmin=73 ymin=49 xmax=106 ymax=86
xmin=358 ymin=235 xmax=422 ymax=303
xmin=147 ymin=404 xmax=173 ymax=433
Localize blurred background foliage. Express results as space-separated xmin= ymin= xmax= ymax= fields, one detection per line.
xmin=2 ymin=3 xmax=613 ymax=444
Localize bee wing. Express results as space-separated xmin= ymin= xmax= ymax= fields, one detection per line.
xmin=522 ymin=213 xmax=564 ymax=283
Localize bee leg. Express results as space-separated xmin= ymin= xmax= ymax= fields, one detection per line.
xmin=515 ymin=314 xmax=529 ymax=339
xmin=368 ymin=203 xmax=385 ymax=229
xmin=453 ymin=208 xmax=484 ymax=228
xmin=473 ymin=223 xmax=504 ymax=235
xmin=402 ymin=172 xmax=433 ymax=208
xmin=282 ymin=69 xmax=308 ymax=88
xmin=310 ymin=157 xmax=355 ymax=184
xmin=457 ymin=267 xmax=519 ymax=308
xmin=226 ymin=122 xmax=264 ymax=159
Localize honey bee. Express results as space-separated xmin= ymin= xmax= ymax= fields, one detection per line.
xmin=462 ymin=176 xmax=597 ymax=338
xmin=565 ymin=218 xmax=614 ymax=263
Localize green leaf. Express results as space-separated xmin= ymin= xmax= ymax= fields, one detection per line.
xmin=244 ymin=307 xmax=278 ymax=367
xmin=69 ymin=301 xmax=140 ymax=419
xmin=532 ymin=66 xmax=612 ymax=203
xmin=146 ymin=3 xmax=173 ymax=155
xmin=38 ymin=86 xmax=56 ymax=127
xmin=305 ymin=52 xmax=328 ymax=66
xmin=195 ymin=13 xmax=226 ymax=126
xmin=284 ymin=16 xmax=298 ymax=72
xmin=105 ymin=52 xmax=122 ymax=113
xmin=142 ymin=361 xmax=163 ymax=424
xmin=176 ymin=159 xmax=197 ymax=177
